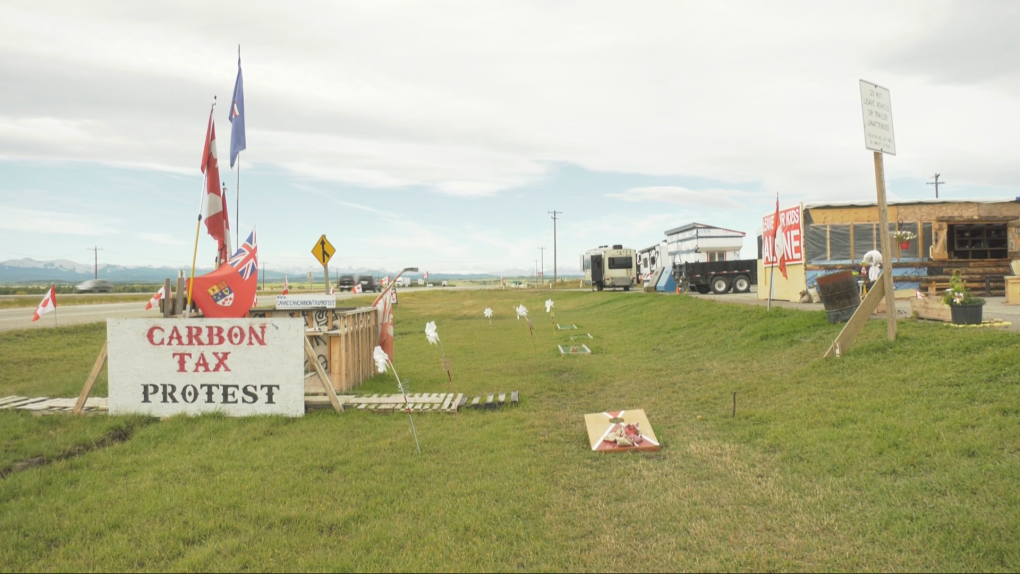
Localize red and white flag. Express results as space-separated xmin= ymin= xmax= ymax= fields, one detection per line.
xmin=373 ymin=285 xmax=395 ymax=362
xmin=329 ymin=284 xmax=335 ymax=295
xmin=144 ymin=286 xmax=166 ymax=310
xmin=282 ymin=276 xmax=289 ymax=295
xmin=381 ymin=276 xmax=390 ymax=286
xmin=352 ymin=283 xmax=363 ymax=294
xmin=771 ymin=196 xmax=788 ymax=280
xmin=32 ymin=284 xmax=56 ymax=322
xmin=201 ymin=109 xmax=232 ymax=264
xmin=423 ymin=271 xmax=429 ymax=280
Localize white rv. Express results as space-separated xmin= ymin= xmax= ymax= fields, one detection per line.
xmin=581 ymin=245 xmax=638 ymax=291
xmin=638 ymin=240 xmax=668 ymax=283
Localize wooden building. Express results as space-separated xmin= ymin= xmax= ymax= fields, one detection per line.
xmin=758 ymin=198 xmax=1020 ymax=302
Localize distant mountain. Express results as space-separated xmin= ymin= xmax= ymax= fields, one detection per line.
xmin=0 ymin=258 xmax=580 ymax=284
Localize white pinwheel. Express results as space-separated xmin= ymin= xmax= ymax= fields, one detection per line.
xmin=425 ymin=321 xmax=440 ymax=345
xmin=373 ymin=345 xmax=389 ymax=374
xmin=515 ymin=304 xmax=528 ymax=319
xmin=484 ymin=308 xmax=493 ymax=318
xmin=545 ymin=299 xmax=554 ymax=313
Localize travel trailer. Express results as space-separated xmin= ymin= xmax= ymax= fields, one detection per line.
xmin=581 ymin=245 xmax=638 ymax=291
xmin=638 ymin=240 xmax=668 ymax=283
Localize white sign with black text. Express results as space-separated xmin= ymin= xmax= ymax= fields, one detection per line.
xmin=275 ymin=294 xmax=336 ymax=309
xmin=859 ymin=79 xmax=896 ymax=155
xmin=107 ymin=318 xmax=306 ymax=417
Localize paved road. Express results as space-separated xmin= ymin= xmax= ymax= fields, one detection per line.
xmin=0 ymin=285 xmax=493 ymax=332
xmin=0 ymin=302 xmax=159 ymax=332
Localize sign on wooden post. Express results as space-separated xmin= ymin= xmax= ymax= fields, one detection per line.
xmin=861 ymin=79 xmax=897 ymax=342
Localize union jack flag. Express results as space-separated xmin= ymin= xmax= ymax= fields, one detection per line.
xmin=228 ymin=228 xmax=258 ymax=280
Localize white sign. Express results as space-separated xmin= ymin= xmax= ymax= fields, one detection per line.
xmin=107 ymin=318 xmax=305 ymax=417
xmin=275 ymin=294 xmax=336 ymax=309
xmin=860 ymin=79 xmax=896 ymax=155
xmin=306 ymin=271 xmax=314 ymax=283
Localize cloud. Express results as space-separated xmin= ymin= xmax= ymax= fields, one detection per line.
xmin=0 ymin=206 xmax=120 ymax=236
xmin=139 ymin=233 xmax=187 ymax=246
xmin=608 ymin=186 xmax=748 ymax=210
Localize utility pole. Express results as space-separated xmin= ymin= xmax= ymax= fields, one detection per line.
xmin=261 ymin=262 xmax=266 ymax=290
xmin=539 ymin=247 xmax=545 ymax=284
xmin=548 ymin=211 xmax=562 ymax=287
xmin=86 ymin=246 xmax=103 ymax=279
xmin=927 ymin=173 xmax=946 ymax=199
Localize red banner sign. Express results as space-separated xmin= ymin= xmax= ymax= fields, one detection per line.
xmin=762 ymin=205 xmax=803 ymax=266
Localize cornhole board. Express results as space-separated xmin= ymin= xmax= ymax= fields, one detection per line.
xmin=584 ymin=409 xmax=660 ymax=453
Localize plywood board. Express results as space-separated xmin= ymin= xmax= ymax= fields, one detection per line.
xmin=584 ymin=409 xmax=660 ymax=453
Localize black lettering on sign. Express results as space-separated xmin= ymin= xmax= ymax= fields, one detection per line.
xmin=242 ymin=385 xmax=258 ymax=404
xmin=161 ymin=384 xmax=178 ymax=404
xmin=261 ymin=385 xmax=280 ymax=404
xmin=202 ymin=384 xmax=220 ymax=404
xmin=142 ymin=384 xmax=159 ymax=403
xmin=181 ymin=384 xmax=199 ymax=404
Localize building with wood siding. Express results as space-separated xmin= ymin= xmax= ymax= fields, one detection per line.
xmin=757 ymin=198 xmax=1020 ymax=302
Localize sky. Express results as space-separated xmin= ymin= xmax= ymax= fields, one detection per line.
xmin=1 ymin=1 xmax=1018 ymax=276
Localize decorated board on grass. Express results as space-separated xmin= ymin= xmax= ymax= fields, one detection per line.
xmin=107 ymin=318 xmax=306 ymax=417
xmin=559 ymin=344 xmax=591 ymax=355
xmin=569 ymin=333 xmax=594 ymax=341
xmin=556 ymin=324 xmax=578 ymax=330
xmin=584 ymin=409 xmax=660 ymax=453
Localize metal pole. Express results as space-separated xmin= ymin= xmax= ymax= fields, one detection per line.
xmin=549 ymin=211 xmax=561 ymax=287
xmin=235 ymin=156 xmax=241 ymax=248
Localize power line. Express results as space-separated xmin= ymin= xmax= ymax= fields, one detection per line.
xmin=538 ymin=247 xmax=545 ymax=283
xmin=927 ymin=173 xmax=946 ymax=198
xmin=548 ymin=211 xmax=562 ymax=287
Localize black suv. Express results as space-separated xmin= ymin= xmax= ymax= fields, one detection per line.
xmin=337 ymin=275 xmax=357 ymax=291
xmin=358 ymin=275 xmax=381 ymax=292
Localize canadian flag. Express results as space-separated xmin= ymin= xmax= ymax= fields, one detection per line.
xmin=771 ymin=197 xmax=788 ymax=280
xmin=352 ymin=283 xmax=363 ymax=294
xmin=145 ymin=286 xmax=166 ymax=311
xmin=201 ymin=109 xmax=232 ymax=263
xmin=329 ymin=284 xmax=335 ymax=295
xmin=423 ymin=271 xmax=429 ymax=280
xmin=372 ymin=286 xmax=395 ymax=361
xmin=32 ymin=284 xmax=56 ymax=322
xmin=282 ymin=276 xmax=289 ymax=295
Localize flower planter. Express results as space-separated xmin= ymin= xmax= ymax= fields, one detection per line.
xmin=899 ymin=241 xmax=911 ymax=250
xmin=950 ymin=304 xmax=983 ymax=325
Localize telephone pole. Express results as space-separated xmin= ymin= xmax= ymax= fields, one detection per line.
xmin=86 ymin=246 xmax=103 ymax=279
xmin=538 ymin=247 xmax=545 ymax=283
xmin=548 ymin=211 xmax=562 ymax=287
xmin=927 ymin=173 xmax=946 ymax=198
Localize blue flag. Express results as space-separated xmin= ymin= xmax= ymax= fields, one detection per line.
xmin=229 ymin=54 xmax=246 ymax=168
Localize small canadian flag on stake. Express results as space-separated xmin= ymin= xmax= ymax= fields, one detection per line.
xmin=282 ymin=276 xmax=289 ymax=295
xmin=329 ymin=283 xmax=335 ymax=295
xmin=144 ymin=286 xmax=166 ymax=311
xmin=32 ymin=284 xmax=57 ymax=323
xmin=352 ymin=283 xmax=363 ymax=294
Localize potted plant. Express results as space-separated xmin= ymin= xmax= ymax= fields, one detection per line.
xmin=893 ymin=229 xmax=917 ymax=250
xmin=943 ymin=269 xmax=985 ymax=325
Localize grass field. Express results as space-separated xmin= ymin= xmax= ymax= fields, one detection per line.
xmin=2 ymin=290 xmax=1019 ymax=571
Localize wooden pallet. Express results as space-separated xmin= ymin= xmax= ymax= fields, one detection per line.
xmin=0 ymin=396 xmax=108 ymax=415
xmin=306 ymin=391 xmax=519 ymax=412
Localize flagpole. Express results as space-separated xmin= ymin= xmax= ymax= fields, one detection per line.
xmin=187 ymin=99 xmax=216 ymax=318
xmin=52 ymin=284 xmax=57 ymax=327
xmin=236 ymin=153 xmax=241 ymax=248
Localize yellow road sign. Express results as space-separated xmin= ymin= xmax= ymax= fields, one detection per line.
xmin=311 ymin=235 xmax=335 ymax=266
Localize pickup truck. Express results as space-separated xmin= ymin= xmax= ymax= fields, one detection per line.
xmin=673 ymin=259 xmax=757 ymax=294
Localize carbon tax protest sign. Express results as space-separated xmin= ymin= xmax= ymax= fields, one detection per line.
xmin=107 ymin=318 xmax=305 ymax=417
xmin=762 ymin=204 xmax=804 ymax=267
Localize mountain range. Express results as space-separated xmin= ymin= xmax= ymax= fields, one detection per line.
xmin=0 ymin=258 xmax=574 ymax=284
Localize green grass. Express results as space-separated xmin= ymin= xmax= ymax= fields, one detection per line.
xmin=1 ymin=290 xmax=1019 ymax=571
xmin=0 ymin=294 xmax=153 ymax=309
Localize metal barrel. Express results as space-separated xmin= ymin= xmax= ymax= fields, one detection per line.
xmin=815 ymin=270 xmax=861 ymax=324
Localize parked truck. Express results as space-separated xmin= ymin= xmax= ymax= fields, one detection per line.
xmin=673 ymin=259 xmax=757 ymax=294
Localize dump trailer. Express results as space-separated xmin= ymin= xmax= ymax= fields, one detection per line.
xmin=674 ymin=259 xmax=758 ymax=294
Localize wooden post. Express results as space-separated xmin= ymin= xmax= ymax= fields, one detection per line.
xmin=162 ymin=278 xmax=172 ymax=318
xmin=874 ymin=151 xmax=897 ymax=341
xmin=305 ymin=337 xmax=343 ymax=413
xmin=175 ymin=276 xmax=186 ymax=316
xmin=824 ymin=277 xmax=885 ymax=358
xmin=73 ymin=342 xmax=108 ymax=415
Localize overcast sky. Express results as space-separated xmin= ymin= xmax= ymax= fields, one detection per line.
xmin=1 ymin=1 xmax=1018 ymax=275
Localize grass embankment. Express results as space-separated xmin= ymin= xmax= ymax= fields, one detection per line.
xmin=1 ymin=291 xmax=1019 ymax=571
